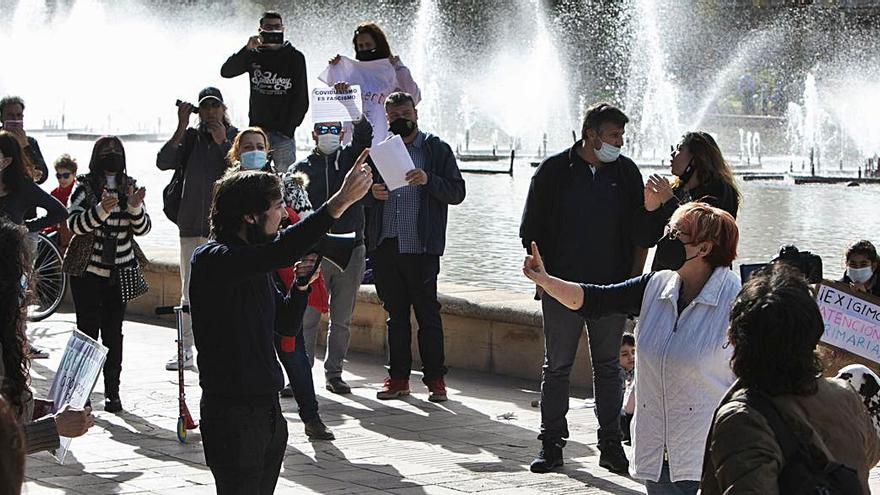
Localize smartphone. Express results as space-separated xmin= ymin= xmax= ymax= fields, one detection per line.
xmin=4 ymin=120 xmax=23 ymax=131
xmin=261 ymin=31 xmax=283 ymax=45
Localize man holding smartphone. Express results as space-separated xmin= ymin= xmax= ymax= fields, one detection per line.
xmin=220 ymin=11 xmax=308 ymax=171
xmin=0 ymin=96 xmax=48 ymax=184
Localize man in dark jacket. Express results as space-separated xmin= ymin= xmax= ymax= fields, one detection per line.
xmin=366 ymin=91 xmax=465 ymax=403
xmin=189 ymin=160 xmax=371 ymax=494
xmin=0 ymin=96 xmax=47 ymax=184
xmin=520 ymin=103 xmax=647 ymax=475
xmin=156 ymin=87 xmax=237 ymax=372
xmin=293 ymin=116 xmax=372 ymax=394
xmin=220 ymin=11 xmax=308 ymax=170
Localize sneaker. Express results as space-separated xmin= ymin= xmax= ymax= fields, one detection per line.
xmin=423 ymin=377 xmax=448 ymax=402
xmin=530 ymin=438 xmax=565 ymax=473
xmin=280 ymin=384 xmax=294 ymax=398
xmin=28 ymin=344 xmax=49 ymax=359
xmin=598 ymin=440 xmax=630 ymax=475
xmin=104 ymin=396 xmax=123 ymax=413
xmin=325 ymin=377 xmax=351 ymax=395
xmin=304 ymin=420 xmax=335 ymax=440
xmin=376 ymin=378 xmax=410 ymax=400
xmin=165 ymin=348 xmax=194 ymax=371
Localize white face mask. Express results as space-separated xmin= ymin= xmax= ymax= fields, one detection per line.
xmin=594 ymin=141 xmax=621 ymax=163
xmin=848 ymin=266 xmax=875 ymax=284
xmin=240 ymin=150 xmax=267 ymax=170
xmin=317 ymin=134 xmax=341 ymax=155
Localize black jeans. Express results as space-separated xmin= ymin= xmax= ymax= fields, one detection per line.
xmin=274 ymin=330 xmax=319 ymax=423
xmin=200 ymin=397 xmax=288 ymax=495
xmin=539 ymin=295 xmax=626 ymax=444
xmin=371 ymin=238 xmax=446 ymax=380
xmin=70 ymin=272 xmax=126 ymax=397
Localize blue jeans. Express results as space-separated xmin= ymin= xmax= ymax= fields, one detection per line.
xmin=274 ymin=330 xmax=319 ymax=423
xmin=645 ymin=461 xmax=699 ymax=495
xmin=268 ymin=131 xmax=296 ymax=171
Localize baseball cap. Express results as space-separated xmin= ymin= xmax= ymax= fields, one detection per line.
xmin=198 ymin=87 xmax=224 ymax=106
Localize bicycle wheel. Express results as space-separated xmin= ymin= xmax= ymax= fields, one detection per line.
xmin=27 ymin=234 xmax=68 ymax=322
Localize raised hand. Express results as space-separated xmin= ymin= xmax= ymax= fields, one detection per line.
xmin=644 ymin=174 xmax=674 ymax=211
xmin=328 ymin=54 xmax=341 ymax=65
xmin=100 ymin=189 xmax=119 ymax=213
xmin=522 ymin=241 xmax=549 ymax=285
xmin=327 ymin=148 xmax=372 ymax=218
xmin=128 ymin=186 xmax=146 ymax=209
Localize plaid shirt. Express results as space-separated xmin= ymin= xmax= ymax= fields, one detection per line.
xmin=379 ymin=132 xmax=426 ymax=254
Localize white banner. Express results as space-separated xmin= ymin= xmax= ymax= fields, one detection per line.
xmin=369 ymin=134 xmax=416 ymax=191
xmin=319 ymin=56 xmax=398 ymax=146
xmin=47 ymin=330 xmax=108 ymax=464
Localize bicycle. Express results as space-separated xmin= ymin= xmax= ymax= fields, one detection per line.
xmin=27 ymin=232 xmax=68 ymax=322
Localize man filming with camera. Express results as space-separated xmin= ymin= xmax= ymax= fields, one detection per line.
xmin=156 ymin=87 xmax=237 ymax=372
xmin=189 ymin=150 xmax=372 ymax=494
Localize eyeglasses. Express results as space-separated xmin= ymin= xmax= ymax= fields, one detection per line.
xmin=56 ymin=172 xmax=72 ymax=179
xmin=315 ymin=125 xmax=341 ymax=135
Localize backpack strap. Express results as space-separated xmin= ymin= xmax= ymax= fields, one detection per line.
xmin=731 ymin=391 xmax=801 ymax=462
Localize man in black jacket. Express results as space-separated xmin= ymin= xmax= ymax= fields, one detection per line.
xmin=220 ymin=11 xmax=308 ymax=170
xmin=293 ymin=116 xmax=372 ymax=394
xmin=189 ymin=156 xmax=371 ymax=494
xmin=520 ymin=103 xmax=647 ymax=475
xmin=366 ymin=92 xmax=466 ymax=403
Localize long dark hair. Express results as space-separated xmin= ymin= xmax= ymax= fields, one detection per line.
xmin=673 ymin=131 xmax=741 ymax=204
xmin=0 ymin=131 xmax=35 ymax=194
xmin=728 ymin=264 xmax=824 ymax=396
xmin=0 ymin=217 xmax=31 ymax=416
xmin=352 ymin=22 xmax=392 ymax=58
xmin=0 ymin=397 xmax=24 ymax=494
xmin=85 ymin=136 xmax=130 ymax=208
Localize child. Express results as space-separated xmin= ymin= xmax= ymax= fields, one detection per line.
xmin=619 ymin=333 xmax=635 ymax=444
xmin=43 ymin=154 xmax=77 ymax=251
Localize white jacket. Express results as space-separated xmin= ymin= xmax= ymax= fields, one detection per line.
xmin=629 ymin=267 xmax=740 ymax=482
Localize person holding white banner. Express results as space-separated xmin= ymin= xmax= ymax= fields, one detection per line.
xmin=365 ymin=92 xmax=465 ymax=402
xmin=320 ymin=22 xmax=421 ymax=146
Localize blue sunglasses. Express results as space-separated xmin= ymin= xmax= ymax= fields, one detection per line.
xmin=315 ymin=125 xmax=341 ymax=135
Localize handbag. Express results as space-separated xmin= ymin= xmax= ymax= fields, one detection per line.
xmin=162 ymin=129 xmax=198 ymax=225
xmin=117 ymin=262 xmax=148 ymax=303
xmin=63 ymin=179 xmax=98 ymax=277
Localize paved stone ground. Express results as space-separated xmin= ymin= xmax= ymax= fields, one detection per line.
xmin=23 ymin=311 xmax=880 ymax=494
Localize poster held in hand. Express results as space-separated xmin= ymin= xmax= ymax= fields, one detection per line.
xmin=47 ymin=330 xmax=108 ymax=464
xmin=816 ymin=280 xmax=880 ymax=364
xmin=311 ymin=85 xmax=362 ymax=123
xmin=369 ymin=134 xmax=416 ymax=191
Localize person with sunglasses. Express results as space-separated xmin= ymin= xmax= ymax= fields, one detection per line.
xmin=635 ymin=132 xmax=740 ymax=270
xmin=41 ymin=154 xmax=78 ymax=251
xmin=292 ymin=116 xmax=372 ymax=395
xmin=156 ymin=87 xmax=237 ymax=372
xmin=524 ymin=202 xmax=740 ymax=494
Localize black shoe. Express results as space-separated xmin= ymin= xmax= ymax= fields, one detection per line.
xmin=598 ymin=441 xmax=629 ymax=475
xmin=104 ymin=396 xmax=123 ymax=413
xmin=304 ymin=420 xmax=335 ymax=440
xmin=325 ymin=377 xmax=351 ymax=395
xmin=530 ymin=439 xmax=565 ymax=473
xmin=280 ymin=384 xmax=294 ymax=398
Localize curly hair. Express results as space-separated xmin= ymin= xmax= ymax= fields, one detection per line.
xmin=53 ymin=154 xmax=78 ymax=174
xmin=209 ymin=171 xmax=282 ymax=241
xmin=727 ymin=263 xmax=824 ymax=396
xmin=0 ymin=131 xmax=36 ymax=193
xmin=0 ymin=217 xmax=31 ymax=416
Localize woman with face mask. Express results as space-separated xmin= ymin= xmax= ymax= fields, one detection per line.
xmin=635 ymin=132 xmax=740 ymax=270
xmin=841 ymin=240 xmax=880 ymax=297
xmin=321 ymin=22 xmax=421 ymax=146
xmin=66 ymin=136 xmax=151 ymax=414
xmin=523 ymin=202 xmax=740 ymax=494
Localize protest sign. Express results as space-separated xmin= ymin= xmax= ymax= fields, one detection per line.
xmin=311 ymin=85 xmax=362 ymax=123
xmin=319 ymin=56 xmax=398 ymax=146
xmin=816 ymin=280 xmax=880 ymax=364
xmin=47 ymin=330 xmax=108 ymax=464
xmin=369 ymin=134 xmax=415 ymax=191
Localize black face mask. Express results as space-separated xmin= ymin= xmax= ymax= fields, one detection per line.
xmin=355 ymin=48 xmax=385 ymax=61
xmin=97 ymin=154 xmax=124 ymax=174
xmin=389 ymin=118 xmax=416 ymax=137
xmin=655 ymin=232 xmax=700 ymax=271
xmin=678 ymin=159 xmax=696 ymax=185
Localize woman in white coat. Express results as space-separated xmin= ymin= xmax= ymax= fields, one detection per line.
xmin=523 ymin=202 xmax=740 ymax=495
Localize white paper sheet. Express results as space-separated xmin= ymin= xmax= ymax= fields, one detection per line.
xmin=369 ymin=134 xmax=416 ymax=191
xmin=311 ymin=85 xmax=363 ymax=123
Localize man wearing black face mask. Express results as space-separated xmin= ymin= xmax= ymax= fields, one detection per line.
xmin=520 ymin=102 xmax=647 ymax=475
xmin=220 ymin=11 xmax=308 ymax=170
xmin=365 ymin=91 xmax=465 ymax=403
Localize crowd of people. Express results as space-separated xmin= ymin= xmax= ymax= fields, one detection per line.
xmin=1 ymin=10 xmax=880 ymax=495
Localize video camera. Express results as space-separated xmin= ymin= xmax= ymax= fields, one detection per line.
xmin=739 ymin=245 xmax=823 ymax=284
xmin=294 ymin=233 xmax=357 ymax=287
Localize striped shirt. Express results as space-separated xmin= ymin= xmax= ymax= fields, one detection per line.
xmin=67 ymin=177 xmax=151 ymax=278
xmin=379 ymin=132 xmax=425 ymax=254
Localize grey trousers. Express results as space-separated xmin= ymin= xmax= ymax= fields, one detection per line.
xmin=179 ymin=236 xmax=209 ymax=348
xmin=302 ymin=244 xmax=366 ymax=379
xmin=539 ymin=294 xmax=626 ymax=444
